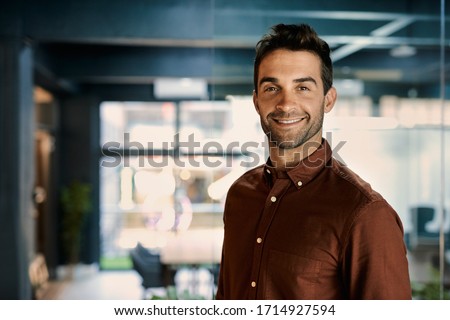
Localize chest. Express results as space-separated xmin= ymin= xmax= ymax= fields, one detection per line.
xmin=225 ymin=180 xmax=347 ymax=263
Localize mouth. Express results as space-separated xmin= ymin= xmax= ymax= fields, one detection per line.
xmin=272 ymin=117 xmax=306 ymax=125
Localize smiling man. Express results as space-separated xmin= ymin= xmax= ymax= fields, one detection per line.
xmin=215 ymin=24 xmax=411 ymax=300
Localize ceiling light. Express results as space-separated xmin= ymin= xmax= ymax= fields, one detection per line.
xmin=390 ymin=45 xmax=417 ymax=58
xmin=333 ymin=79 xmax=364 ymax=97
xmin=154 ymin=78 xmax=208 ymax=99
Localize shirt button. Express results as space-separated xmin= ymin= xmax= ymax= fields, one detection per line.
xmin=256 ymin=237 xmax=263 ymax=244
xmin=270 ymin=196 xmax=277 ymax=202
xmin=251 ymin=281 xmax=256 ymax=288
xmin=297 ymin=180 xmax=303 ymax=187
xmin=266 ymin=169 xmax=271 ymax=174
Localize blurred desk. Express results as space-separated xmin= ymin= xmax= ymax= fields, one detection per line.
xmin=160 ymin=228 xmax=223 ymax=265
xmin=159 ymin=228 xmax=223 ymax=297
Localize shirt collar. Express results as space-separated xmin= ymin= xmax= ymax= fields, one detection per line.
xmin=263 ymin=139 xmax=332 ymax=189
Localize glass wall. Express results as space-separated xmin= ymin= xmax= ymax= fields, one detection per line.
xmin=326 ymin=97 xmax=450 ymax=299
xmin=99 ymin=100 xmax=265 ymax=299
xmin=98 ymin=1 xmax=449 ymax=300
xmin=212 ymin=1 xmax=449 ymax=299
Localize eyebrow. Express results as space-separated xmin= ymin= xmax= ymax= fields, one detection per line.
xmin=259 ymin=76 xmax=318 ymax=87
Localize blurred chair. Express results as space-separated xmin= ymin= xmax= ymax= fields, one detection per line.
xmin=408 ymin=206 xmax=449 ymax=251
xmin=130 ymin=242 xmax=164 ymax=291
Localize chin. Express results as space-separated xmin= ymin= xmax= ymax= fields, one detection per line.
xmin=277 ymin=141 xmax=301 ymax=149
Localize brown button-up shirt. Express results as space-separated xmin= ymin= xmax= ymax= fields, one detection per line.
xmin=216 ymin=139 xmax=411 ymax=299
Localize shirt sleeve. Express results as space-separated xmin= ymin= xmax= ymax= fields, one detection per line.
xmin=215 ymin=247 xmax=225 ymax=299
xmin=215 ymin=200 xmax=228 ymax=300
xmin=342 ymin=200 xmax=412 ymax=299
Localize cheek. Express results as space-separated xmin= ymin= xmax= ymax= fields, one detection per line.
xmin=307 ymin=98 xmax=326 ymax=112
xmin=254 ymin=101 xmax=271 ymax=116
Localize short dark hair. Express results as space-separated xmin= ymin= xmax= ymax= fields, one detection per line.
xmin=254 ymin=23 xmax=333 ymax=95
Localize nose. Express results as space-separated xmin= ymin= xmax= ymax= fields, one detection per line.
xmin=275 ymin=91 xmax=296 ymax=112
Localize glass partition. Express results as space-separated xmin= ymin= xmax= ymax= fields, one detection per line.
xmin=99 ymin=100 xmax=264 ymax=299
xmin=98 ymin=1 xmax=448 ymax=300
xmin=212 ymin=1 xmax=449 ymax=299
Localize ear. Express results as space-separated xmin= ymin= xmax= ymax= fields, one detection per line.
xmin=324 ymin=87 xmax=337 ymax=113
xmin=253 ymin=90 xmax=261 ymax=115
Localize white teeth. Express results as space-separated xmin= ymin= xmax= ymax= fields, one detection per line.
xmin=277 ymin=119 xmax=301 ymax=124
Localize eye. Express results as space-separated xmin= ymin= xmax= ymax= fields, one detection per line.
xmin=264 ymin=86 xmax=278 ymax=92
xmin=297 ymin=86 xmax=310 ymax=91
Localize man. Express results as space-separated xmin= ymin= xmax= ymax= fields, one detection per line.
xmin=215 ymin=23 xmax=411 ymax=299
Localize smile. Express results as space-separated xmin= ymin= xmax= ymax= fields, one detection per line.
xmin=273 ymin=117 xmax=305 ymax=124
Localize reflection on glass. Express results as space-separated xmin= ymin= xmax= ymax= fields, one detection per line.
xmin=179 ymin=99 xmax=265 ymax=153
xmin=322 ymin=96 xmax=450 ymax=299
xmin=100 ymin=101 xmax=176 ymax=148
xmin=99 ymin=154 xmax=250 ymax=268
xmin=99 ymin=90 xmax=449 ymax=298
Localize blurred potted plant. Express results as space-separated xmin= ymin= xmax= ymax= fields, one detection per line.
xmin=411 ymin=267 xmax=450 ymax=300
xmin=60 ymin=180 xmax=92 ymax=268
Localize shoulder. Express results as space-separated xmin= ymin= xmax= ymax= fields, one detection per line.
xmin=223 ymin=165 xmax=266 ymax=220
xmin=329 ymin=159 xmax=403 ymax=231
xmin=329 ymin=158 xmax=384 ymax=204
xmin=228 ymin=164 xmax=265 ymax=192
xmin=327 ymin=158 xmax=401 ymax=226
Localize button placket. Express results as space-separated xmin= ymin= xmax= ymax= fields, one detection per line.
xmin=248 ymin=178 xmax=291 ymax=298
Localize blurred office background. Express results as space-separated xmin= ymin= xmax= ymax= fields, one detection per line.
xmin=1 ymin=0 xmax=449 ymax=299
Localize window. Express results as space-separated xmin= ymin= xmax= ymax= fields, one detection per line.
xmin=99 ymin=99 xmax=264 ymax=279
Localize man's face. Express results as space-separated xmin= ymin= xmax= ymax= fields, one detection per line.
xmin=253 ymin=49 xmax=336 ymax=149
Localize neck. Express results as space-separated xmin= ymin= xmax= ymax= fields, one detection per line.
xmin=269 ymin=132 xmax=323 ymax=169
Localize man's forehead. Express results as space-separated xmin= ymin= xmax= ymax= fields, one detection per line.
xmin=258 ymin=51 xmax=322 ymax=82
xmin=259 ymin=50 xmax=321 ymax=71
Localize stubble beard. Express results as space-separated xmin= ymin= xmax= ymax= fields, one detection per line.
xmin=260 ymin=111 xmax=324 ymax=150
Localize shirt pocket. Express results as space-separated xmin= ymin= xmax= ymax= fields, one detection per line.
xmin=265 ymin=249 xmax=322 ymax=299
